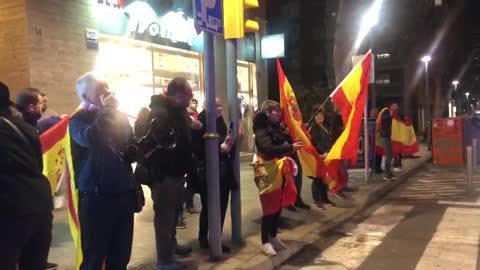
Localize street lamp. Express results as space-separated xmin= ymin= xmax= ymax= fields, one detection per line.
xmin=466 ymin=92 xmax=470 ymax=114
xmin=421 ymin=55 xmax=432 ymax=150
xmin=354 ymin=0 xmax=383 ymax=51
xmin=451 ymin=80 xmax=459 ymax=117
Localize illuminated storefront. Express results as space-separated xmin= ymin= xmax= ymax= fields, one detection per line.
xmin=94 ymin=0 xmax=259 ymax=125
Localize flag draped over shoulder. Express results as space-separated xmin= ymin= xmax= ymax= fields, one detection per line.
xmin=325 ymin=52 xmax=372 ymax=192
xmin=277 ymin=58 xmax=325 ymax=179
xmin=40 ymin=117 xmax=70 ymax=196
xmin=375 ymin=108 xmax=419 ymax=156
xmin=252 ymin=154 xmax=298 ymax=216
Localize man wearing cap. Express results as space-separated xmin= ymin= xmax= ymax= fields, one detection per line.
xmin=0 ymin=81 xmax=54 ymax=270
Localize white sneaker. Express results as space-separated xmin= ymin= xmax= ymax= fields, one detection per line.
xmin=393 ymin=167 xmax=402 ymax=172
xmin=260 ymin=243 xmax=277 ymax=256
xmin=269 ymin=237 xmax=288 ymax=251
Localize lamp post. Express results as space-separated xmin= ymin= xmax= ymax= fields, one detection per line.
xmin=451 ymin=80 xmax=459 ymax=117
xmin=466 ymin=92 xmax=470 ymax=114
xmin=421 ymin=55 xmax=431 ymax=150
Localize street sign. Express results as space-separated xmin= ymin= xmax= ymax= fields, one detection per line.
xmin=193 ymin=0 xmax=223 ymax=35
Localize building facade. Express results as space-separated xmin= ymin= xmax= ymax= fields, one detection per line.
xmin=0 ymin=0 xmax=269 ymax=151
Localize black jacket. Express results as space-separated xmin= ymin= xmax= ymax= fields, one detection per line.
xmin=310 ymin=123 xmax=332 ymax=155
xmin=252 ymin=112 xmax=293 ymax=158
xmin=69 ymin=109 xmax=135 ymax=193
xmin=0 ymin=112 xmax=53 ymax=216
xmin=146 ymin=95 xmax=194 ymax=178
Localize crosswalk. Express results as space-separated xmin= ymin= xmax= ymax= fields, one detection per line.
xmin=280 ymin=166 xmax=480 ymax=270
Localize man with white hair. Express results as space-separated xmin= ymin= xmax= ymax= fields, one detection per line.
xmin=69 ymin=72 xmax=136 ymax=270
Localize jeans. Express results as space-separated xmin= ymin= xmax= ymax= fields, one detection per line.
xmin=294 ymin=159 xmax=304 ymax=204
xmin=0 ymin=213 xmax=52 ymax=270
xmin=79 ymin=192 xmax=135 ymax=270
xmin=394 ymin=154 xmax=402 ymax=168
xmin=261 ymin=210 xmax=281 ymax=244
xmin=151 ymin=177 xmax=185 ymax=265
xmin=382 ymin=137 xmax=393 ymax=177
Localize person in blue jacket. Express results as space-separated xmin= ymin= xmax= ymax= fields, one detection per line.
xmin=69 ymin=72 xmax=137 ymax=270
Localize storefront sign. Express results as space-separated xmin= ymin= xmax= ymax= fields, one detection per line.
xmin=98 ymin=1 xmax=203 ymax=51
xmin=97 ymin=0 xmax=125 ymax=9
xmin=85 ymin=28 xmax=99 ymax=49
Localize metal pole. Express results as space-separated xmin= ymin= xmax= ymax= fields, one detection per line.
xmin=425 ymin=63 xmax=431 ymax=150
xmin=466 ymin=145 xmax=473 ymax=194
xmin=364 ymin=96 xmax=369 ymax=182
xmin=473 ymin=139 xmax=477 ymax=172
xmin=204 ymin=32 xmax=222 ymax=260
xmin=226 ymin=39 xmax=242 ymax=244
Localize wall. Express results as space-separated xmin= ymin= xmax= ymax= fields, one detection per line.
xmin=0 ymin=0 xmax=30 ymax=96
xmin=25 ymin=0 xmax=98 ymax=114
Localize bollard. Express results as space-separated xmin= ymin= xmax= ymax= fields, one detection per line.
xmin=466 ymin=145 xmax=473 ymax=194
xmin=473 ymin=139 xmax=477 ymax=172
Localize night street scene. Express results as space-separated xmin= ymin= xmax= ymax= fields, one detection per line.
xmin=1 ymin=0 xmax=480 ymax=270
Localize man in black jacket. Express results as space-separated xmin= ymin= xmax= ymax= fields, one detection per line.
xmin=145 ymin=78 xmax=197 ymax=270
xmin=192 ymin=98 xmax=235 ymax=252
xmin=380 ymin=101 xmax=399 ymax=181
xmin=0 ymin=81 xmax=53 ymax=270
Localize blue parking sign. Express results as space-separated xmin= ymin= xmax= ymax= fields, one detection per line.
xmin=193 ymin=0 xmax=223 ymax=35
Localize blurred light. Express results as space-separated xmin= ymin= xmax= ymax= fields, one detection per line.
xmin=354 ymin=0 xmax=383 ymax=51
xmin=377 ymin=53 xmax=390 ymax=59
xmin=465 ymin=92 xmax=470 ymax=98
xmin=452 ymin=80 xmax=459 ymax=86
xmin=421 ymin=55 xmax=432 ymax=64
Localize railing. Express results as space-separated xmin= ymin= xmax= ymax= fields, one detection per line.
xmin=466 ymin=139 xmax=477 ymax=194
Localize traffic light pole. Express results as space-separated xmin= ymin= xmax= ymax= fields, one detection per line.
xmin=226 ymin=39 xmax=243 ymax=244
xmin=204 ymin=32 xmax=222 ymax=260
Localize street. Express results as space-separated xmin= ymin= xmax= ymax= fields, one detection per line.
xmin=279 ymin=165 xmax=480 ymax=270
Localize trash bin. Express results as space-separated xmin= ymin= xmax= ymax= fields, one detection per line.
xmin=432 ymin=117 xmax=464 ymax=165
xmin=463 ymin=115 xmax=480 ymax=164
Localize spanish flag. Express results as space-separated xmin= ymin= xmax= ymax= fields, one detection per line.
xmin=325 ymin=52 xmax=372 ymax=192
xmin=252 ymin=154 xmax=298 ymax=216
xmin=277 ymin=58 xmax=325 ymax=179
xmin=375 ymin=108 xmax=419 ymax=157
xmin=40 ymin=116 xmax=70 ymax=196
xmin=64 ymin=111 xmax=83 ymax=270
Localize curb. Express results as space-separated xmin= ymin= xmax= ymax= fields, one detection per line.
xmin=238 ymin=155 xmax=431 ymax=270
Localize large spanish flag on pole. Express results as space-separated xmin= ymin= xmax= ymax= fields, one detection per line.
xmin=375 ymin=108 xmax=419 ymax=156
xmin=277 ymin=58 xmax=325 ymax=178
xmin=40 ymin=117 xmax=70 ymax=196
xmin=325 ymin=52 xmax=372 ymax=192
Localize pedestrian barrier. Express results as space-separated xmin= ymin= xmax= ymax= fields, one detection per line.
xmin=473 ymin=139 xmax=477 ymax=172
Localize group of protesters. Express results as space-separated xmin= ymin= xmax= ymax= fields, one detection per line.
xmin=0 ymin=69 xmax=410 ymax=269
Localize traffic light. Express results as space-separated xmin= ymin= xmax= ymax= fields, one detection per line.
xmin=223 ymin=0 xmax=260 ymax=39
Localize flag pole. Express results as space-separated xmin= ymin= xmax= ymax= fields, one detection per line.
xmin=364 ymin=96 xmax=369 ymax=182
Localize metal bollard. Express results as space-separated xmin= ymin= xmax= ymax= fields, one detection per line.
xmin=466 ymin=145 xmax=473 ymax=194
xmin=473 ymin=139 xmax=477 ymax=172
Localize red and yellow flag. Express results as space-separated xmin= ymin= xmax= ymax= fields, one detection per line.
xmin=40 ymin=117 xmax=70 ymax=196
xmin=64 ymin=111 xmax=83 ymax=270
xmin=252 ymin=154 xmax=298 ymax=216
xmin=277 ymin=58 xmax=325 ymax=179
xmin=325 ymin=52 xmax=372 ymax=192
xmin=375 ymin=108 xmax=419 ymax=157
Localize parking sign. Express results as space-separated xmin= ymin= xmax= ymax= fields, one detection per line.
xmin=193 ymin=0 xmax=223 ymax=35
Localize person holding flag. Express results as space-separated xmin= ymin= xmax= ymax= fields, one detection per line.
xmin=252 ymin=100 xmax=302 ymax=256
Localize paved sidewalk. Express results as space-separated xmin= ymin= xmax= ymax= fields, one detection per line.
xmin=48 ymin=146 xmax=430 ymax=270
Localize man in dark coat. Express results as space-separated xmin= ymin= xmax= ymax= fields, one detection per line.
xmin=0 ymin=81 xmax=53 ymax=270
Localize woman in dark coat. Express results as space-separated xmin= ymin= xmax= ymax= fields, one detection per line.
xmin=309 ymin=110 xmax=336 ymax=209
